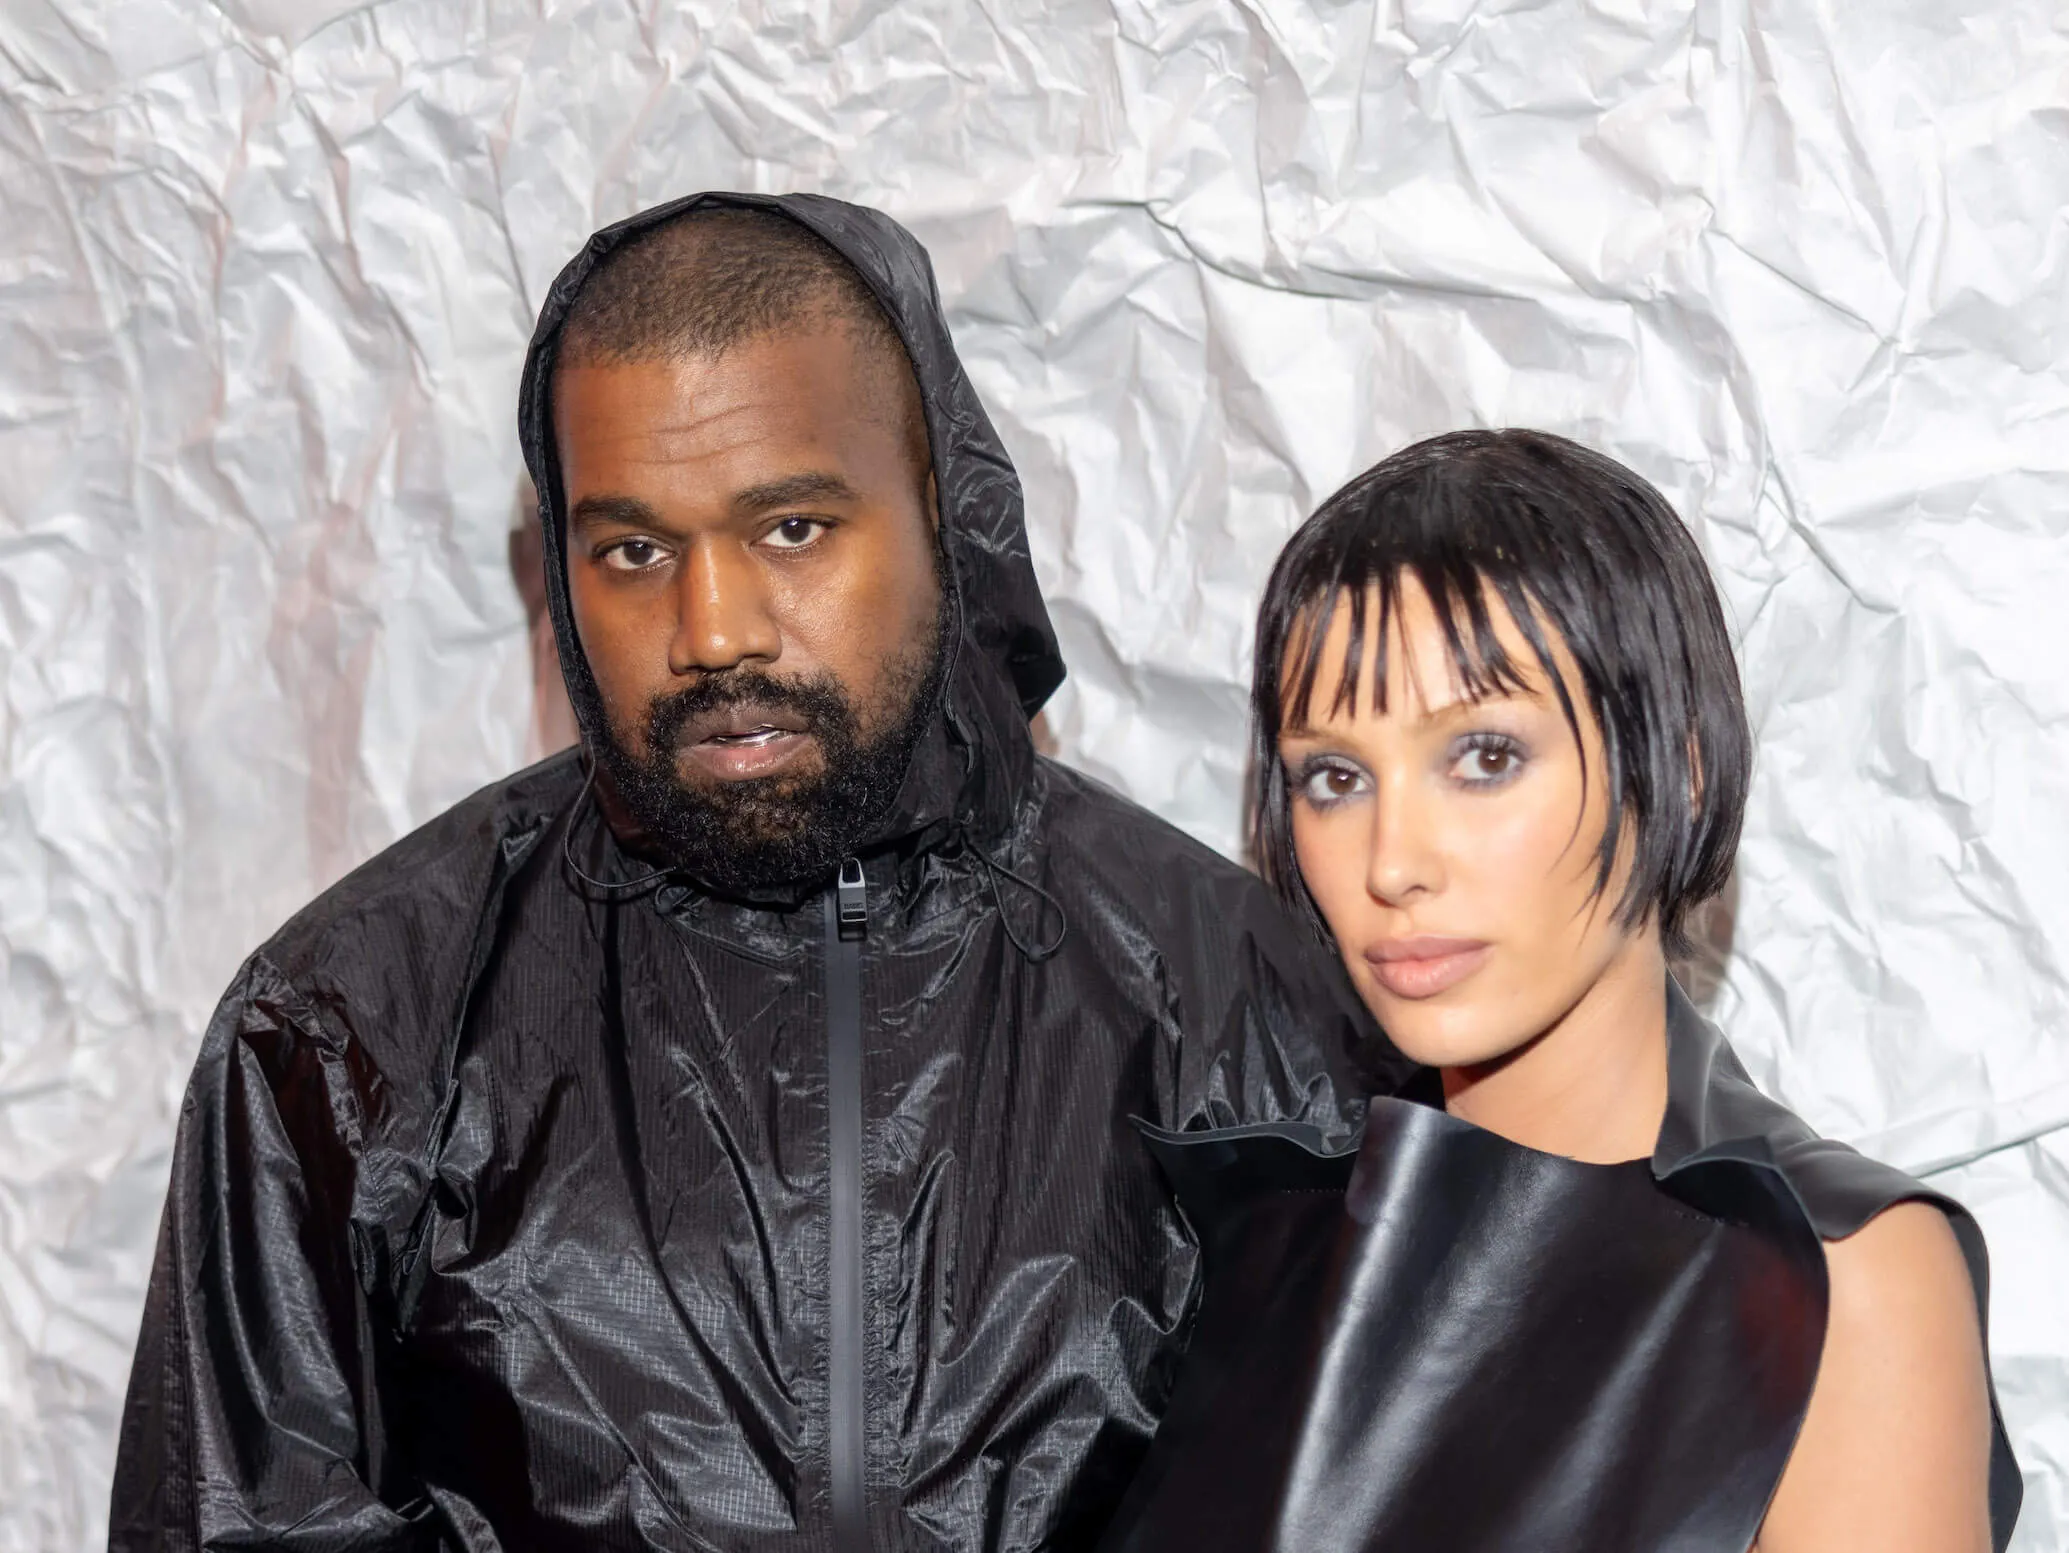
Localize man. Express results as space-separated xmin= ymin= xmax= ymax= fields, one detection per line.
xmin=111 ymin=193 xmax=1398 ymax=1551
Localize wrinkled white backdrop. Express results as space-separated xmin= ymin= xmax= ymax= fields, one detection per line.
xmin=3 ymin=0 xmax=2066 ymax=1545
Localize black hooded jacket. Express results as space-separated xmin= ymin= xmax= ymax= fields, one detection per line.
xmin=109 ymin=193 xmax=1396 ymax=1552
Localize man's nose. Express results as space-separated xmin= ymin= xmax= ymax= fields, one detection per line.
xmin=669 ymin=539 xmax=782 ymax=674
xmin=1365 ymin=766 xmax=1445 ymax=906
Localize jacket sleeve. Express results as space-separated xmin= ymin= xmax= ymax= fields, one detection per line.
xmin=1169 ymin=868 xmax=1414 ymax=1148
xmin=109 ymin=955 xmax=434 ymax=1552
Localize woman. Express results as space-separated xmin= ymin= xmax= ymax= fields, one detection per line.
xmin=1101 ymin=431 xmax=2019 ymax=1552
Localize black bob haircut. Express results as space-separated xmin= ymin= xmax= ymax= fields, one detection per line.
xmin=1249 ymin=429 xmax=1751 ymax=957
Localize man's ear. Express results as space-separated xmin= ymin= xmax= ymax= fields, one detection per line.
xmin=1687 ymin=732 xmax=1705 ymax=812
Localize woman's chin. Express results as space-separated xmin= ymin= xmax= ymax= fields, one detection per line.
xmin=1367 ymin=996 xmax=1534 ymax=1074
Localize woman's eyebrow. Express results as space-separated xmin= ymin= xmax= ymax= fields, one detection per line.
xmin=1407 ymin=676 xmax=1546 ymax=727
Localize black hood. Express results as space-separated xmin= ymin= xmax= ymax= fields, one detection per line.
xmin=516 ymin=191 xmax=1066 ymax=858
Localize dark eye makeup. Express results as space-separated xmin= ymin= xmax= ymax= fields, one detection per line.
xmin=1449 ymin=731 xmax=1529 ymax=787
xmin=1284 ymin=728 xmax=1534 ymax=810
xmin=1288 ymin=753 xmax=1368 ymax=810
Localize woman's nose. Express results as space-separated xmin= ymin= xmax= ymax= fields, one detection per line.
xmin=670 ymin=539 xmax=782 ymax=674
xmin=1365 ymin=768 xmax=1444 ymax=905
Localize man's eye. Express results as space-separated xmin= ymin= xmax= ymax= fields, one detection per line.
xmin=763 ymin=516 xmax=828 ymax=551
xmin=601 ymin=539 xmax=666 ymax=572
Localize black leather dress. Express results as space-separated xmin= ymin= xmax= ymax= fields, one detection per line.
xmin=1100 ymin=985 xmax=2022 ymax=1552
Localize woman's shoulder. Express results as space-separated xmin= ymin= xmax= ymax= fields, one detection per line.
xmin=1756 ymin=1199 xmax=1996 ymax=1552
xmin=1825 ymin=1195 xmax=1974 ymax=1287
xmin=1819 ymin=1199 xmax=1988 ymax=1412
xmin=1655 ymin=985 xmax=2018 ymax=1551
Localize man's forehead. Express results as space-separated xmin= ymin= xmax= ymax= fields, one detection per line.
xmin=552 ymin=341 xmax=929 ymax=514
xmin=557 ymin=351 xmax=873 ymax=460
xmin=559 ymin=331 xmax=856 ymax=408
xmin=565 ymin=326 xmax=909 ymax=430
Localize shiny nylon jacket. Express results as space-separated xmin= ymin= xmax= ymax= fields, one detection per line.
xmin=110 ymin=193 xmax=1396 ymax=1551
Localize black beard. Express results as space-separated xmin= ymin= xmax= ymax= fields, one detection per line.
xmin=592 ymin=622 xmax=946 ymax=896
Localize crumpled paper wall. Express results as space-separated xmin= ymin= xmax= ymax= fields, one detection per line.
xmin=2 ymin=0 xmax=2064 ymax=1545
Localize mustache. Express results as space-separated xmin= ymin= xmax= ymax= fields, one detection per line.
xmin=645 ymin=668 xmax=854 ymax=750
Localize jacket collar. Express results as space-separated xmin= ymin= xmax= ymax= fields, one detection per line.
xmin=1651 ymin=978 xmax=1819 ymax=1178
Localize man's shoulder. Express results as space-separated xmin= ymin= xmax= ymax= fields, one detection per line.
xmin=1034 ymin=755 xmax=1273 ymax=901
xmin=1031 ymin=757 xmax=1403 ymax=1100
xmin=259 ymin=749 xmax=584 ymax=987
xmin=1031 ymin=757 xmax=1341 ymax=971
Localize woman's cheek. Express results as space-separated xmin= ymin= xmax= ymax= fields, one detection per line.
xmin=1438 ymin=799 xmax=1522 ymax=918
xmin=1292 ymin=805 xmax=1368 ymax=935
xmin=1479 ymin=778 xmax=1572 ymax=890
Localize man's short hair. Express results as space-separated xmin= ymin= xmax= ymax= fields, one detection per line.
xmin=555 ymin=206 xmax=928 ymax=472
xmin=1248 ymin=428 xmax=1752 ymax=956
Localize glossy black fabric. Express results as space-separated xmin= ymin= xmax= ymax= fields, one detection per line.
xmin=109 ymin=194 xmax=1401 ymax=1551
xmin=1100 ymin=986 xmax=2022 ymax=1553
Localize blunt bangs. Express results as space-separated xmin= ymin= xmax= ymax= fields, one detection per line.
xmin=1249 ymin=429 xmax=1751 ymax=956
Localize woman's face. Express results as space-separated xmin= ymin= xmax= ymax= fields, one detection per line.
xmin=1278 ymin=577 xmax=1654 ymax=1071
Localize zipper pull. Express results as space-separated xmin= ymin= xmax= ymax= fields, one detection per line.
xmin=836 ymin=856 xmax=867 ymax=941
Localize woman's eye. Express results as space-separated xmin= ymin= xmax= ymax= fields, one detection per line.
xmin=763 ymin=516 xmax=828 ymax=551
xmin=601 ymin=539 xmax=668 ymax=572
xmin=1451 ymin=736 xmax=1525 ymax=786
xmin=1295 ymin=760 xmax=1369 ymax=807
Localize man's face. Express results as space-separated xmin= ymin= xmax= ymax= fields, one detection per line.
xmin=554 ymin=325 xmax=944 ymax=890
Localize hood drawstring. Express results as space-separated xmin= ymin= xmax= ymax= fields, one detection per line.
xmin=966 ymin=835 xmax=1068 ymax=962
xmin=561 ymin=761 xmax=672 ymax=899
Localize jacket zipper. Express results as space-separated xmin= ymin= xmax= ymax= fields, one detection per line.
xmin=825 ymin=857 xmax=870 ymax=1553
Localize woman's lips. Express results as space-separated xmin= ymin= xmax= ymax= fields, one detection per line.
xmin=1363 ymin=936 xmax=1491 ymax=1000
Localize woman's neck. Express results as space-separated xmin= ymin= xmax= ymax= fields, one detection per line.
xmin=1440 ymin=939 xmax=1672 ymax=1165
